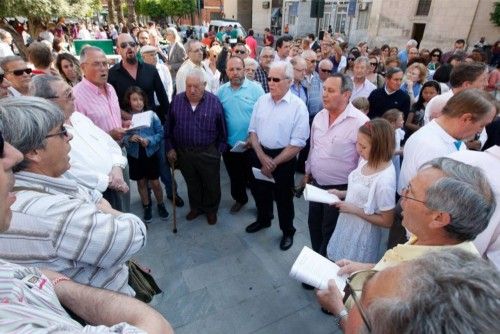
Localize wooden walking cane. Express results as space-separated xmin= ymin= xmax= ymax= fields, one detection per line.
xmin=170 ymin=162 xmax=178 ymax=233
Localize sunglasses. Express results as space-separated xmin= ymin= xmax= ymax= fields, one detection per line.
xmin=369 ymin=62 xmax=378 ymax=66
xmin=45 ymin=125 xmax=69 ymax=139
xmin=119 ymin=41 xmax=137 ymax=49
xmin=7 ymin=68 xmax=32 ymax=76
xmin=320 ymin=69 xmax=331 ymax=73
xmin=234 ymin=50 xmax=246 ymax=54
xmin=306 ymin=59 xmax=317 ymax=63
xmin=0 ymin=73 xmax=3 ymax=84
xmin=267 ymin=76 xmax=286 ymax=82
xmin=432 ymin=54 xmax=440 ymax=57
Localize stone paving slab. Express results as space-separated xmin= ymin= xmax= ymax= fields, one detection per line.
xmin=132 ymin=168 xmax=342 ymax=334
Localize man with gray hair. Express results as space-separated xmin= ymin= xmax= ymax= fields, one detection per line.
xmin=166 ymin=68 xmax=227 ymax=225
xmin=254 ymin=46 xmax=275 ymax=93
xmin=350 ymin=56 xmax=376 ymax=101
xmin=0 ymin=56 xmax=32 ymax=96
xmin=301 ymin=74 xmax=368 ymax=285
xmin=317 ymin=58 xmax=333 ymax=83
xmin=175 ymin=40 xmax=210 ymax=93
xmin=29 ymin=74 xmax=129 ymax=206
xmin=245 ymin=61 xmax=309 ymax=251
xmin=320 ymin=249 xmax=500 ymax=333
xmin=398 ymin=39 xmax=418 ymax=70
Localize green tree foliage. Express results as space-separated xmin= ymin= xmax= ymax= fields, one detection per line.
xmin=491 ymin=2 xmax=500 ymax=27
xmin=136 ymin=0 xmax=196 ymax=23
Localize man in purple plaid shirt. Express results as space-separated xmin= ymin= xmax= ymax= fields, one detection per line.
xmin=166 ymin=68 xmax=227 ymax=225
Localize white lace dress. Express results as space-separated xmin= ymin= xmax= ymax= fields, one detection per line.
xmin=327 ymin=160 xmax=396 ymax=263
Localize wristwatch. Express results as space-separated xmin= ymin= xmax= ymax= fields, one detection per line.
xmin=336 ymin=308 xmax=349 ymax=327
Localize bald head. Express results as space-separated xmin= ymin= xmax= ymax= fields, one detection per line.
xmin=116 ymin=33 xmax=138 ymax=65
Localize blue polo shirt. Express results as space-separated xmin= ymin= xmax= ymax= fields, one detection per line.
xmin=217 ymin=79 xmax=265 ymax=147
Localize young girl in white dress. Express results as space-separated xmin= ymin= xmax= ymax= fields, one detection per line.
xmin=326 ymin=119 xmax=396 ymax=263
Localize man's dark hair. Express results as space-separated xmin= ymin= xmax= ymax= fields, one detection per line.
xmin=385 ymin=67 xmax=403 ymax=79
xmin=248 ymin=29 xmax=254 ymax=36
xmin=276 ymin=36 xmax=288 ymax=50
xmin=307 ymin=33 xmax=315 ymax=40
xmin=28 ymin=42 xmax=53 ymax=68
xmin=455 ymin=39 xmax=465 ymax=44
xmin=449 ymin=62 xmax=487 ymax=88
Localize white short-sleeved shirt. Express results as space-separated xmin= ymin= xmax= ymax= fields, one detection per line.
xmin=424 ymin=90 xmax=454 ymax=124
xmin=398 ymin=119 xmax=466 ymax=194
xmin=448 ymin=146 xmax=500 ymax=269
xmin=248 ymin=90 xmax=310 ymax=149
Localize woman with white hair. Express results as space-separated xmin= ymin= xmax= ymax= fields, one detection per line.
xmin=165 ymin=27 xmax=186 ymax=81
xmin=243 ymin=57 xmax=259 ymax=82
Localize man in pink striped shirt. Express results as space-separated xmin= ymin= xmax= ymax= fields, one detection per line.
xmin=302 ymin=74 xmax=368 ymax=290
xmin=73 ymin=46 xmax=125 ymax=141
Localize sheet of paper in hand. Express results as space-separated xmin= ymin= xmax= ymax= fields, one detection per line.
xmin=252 ymin=167 xmax=275 ymax=183
xmin=304 ymin=184 xmax=341 ymax=205
xmin=127 ymin=110 xmax=153 ymax=131
xmin=289 ymin=246 xmax=347 ymax=292
xmin=230 ymin=140 xmax=249 ymax=153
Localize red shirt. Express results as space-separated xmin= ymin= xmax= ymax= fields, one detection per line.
xmin=245 ymin=36 xmax=258 ymax=59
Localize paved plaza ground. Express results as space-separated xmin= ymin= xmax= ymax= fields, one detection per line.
xmin=131 ymin=166 xmax=342 ymax=334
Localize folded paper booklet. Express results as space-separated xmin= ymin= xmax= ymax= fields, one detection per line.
xmin=289 ymin=246 xmax=347 ymax=292
xmin=303 ymin=184 xmax=341 ymax=205
xmin=252 ymin=167 xmax=275 ymax=183
xmin=230 ymin=140 xmax=248 ymax=153
xmin=127 ymin=110 xmax=153 ymax=131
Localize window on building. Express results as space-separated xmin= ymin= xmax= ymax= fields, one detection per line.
xmin=416 ymin=0 xmax=432 ymax=16
xmin=356 ymin=3 xmax=371 ymax=30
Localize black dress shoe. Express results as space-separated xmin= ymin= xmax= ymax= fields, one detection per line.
xmin=302 ymin=282 xmax=315 ymax=290
xmin=245 ymin=221 xmax=271 ymax=233
xmin=280 ymin=235 xmax=294 ymax=251
xmin=167 ymin=194 xmax=184 ymax=207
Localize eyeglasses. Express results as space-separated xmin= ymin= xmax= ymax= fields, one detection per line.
xmin=234 ymin=50 xmax=246 ymax=54
xmin=45 ymin=125 xmax=69 ymax=139
xmin=369 ymin=62 xmax=378 ymax=66
xmin=345 ymin=270 xmax=377 ymax=333
xmin=267 ymin=76 xmax=286 ymax=82
xmin=84 ymin=61 xmax=109 ymax=68
xmin=7 ymin=68 xmax=32 ymax=76
xmin=320 ymin=68 xmax=331 ymax=73
xmin=119 ymin=41 xmax=137 ymax=49
xmin=432 ymin=54 xmax=440 ymax=57
xmin=261 ymin=55 xmax=274 ymax=59
xmin=400 ymin=186 xmax=426 ymax=204
xmin=189 ymin=48 xmax=203 ymax=53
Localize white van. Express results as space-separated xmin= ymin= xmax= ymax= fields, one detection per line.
xmin=209 ymin=19 xmax=247 ymax=38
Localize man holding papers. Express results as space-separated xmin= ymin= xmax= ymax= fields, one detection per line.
xmin=217 ymin=57 xmax=265 ymax=213
xmin=246 ymin=62 xmax=309 ymax=251
xmin=303 ymin=74 xmax=368 ymax=261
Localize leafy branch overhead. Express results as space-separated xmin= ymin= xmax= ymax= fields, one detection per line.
xmin=491 ymin=1 xmax=500 ymax=27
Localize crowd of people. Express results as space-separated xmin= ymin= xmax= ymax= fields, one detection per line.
xmin=0 ymin=18 xmax=499 ymax=333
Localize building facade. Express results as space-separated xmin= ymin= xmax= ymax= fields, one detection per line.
xmin=248 ymin=0 xmax=499 ymax=50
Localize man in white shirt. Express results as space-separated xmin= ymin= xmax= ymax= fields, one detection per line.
xmin=449 ymin=145 xmax=500 ymax=269
xmin=29 ymin=75 xmax=129 ymax=205
xmin=175 ymin=40 xmax=210 ymax=93
xmin=246 ymin=62 xmax=309 ymax=251
xmin=349 ymin=56 xmax=376 ymax=101
xmin=273 ymin=36 xmax=292 ymax=63
xmin=140 ymin=45 xmax=173 ymax=102
xmin=0 ymin=29 xmax=14 ymax=58
xmin=389 ymin=89 xmax=496 ymax=248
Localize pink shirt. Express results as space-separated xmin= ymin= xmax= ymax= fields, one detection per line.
xmin=245 ymin=36 xmax=258 ymax=59
xmin=305 ymin=103 xmax=369 ymax=186
xmin=73 ymin=77 xmax=122 ymax=134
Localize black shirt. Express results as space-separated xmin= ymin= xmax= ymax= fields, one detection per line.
xmin=108 ymin=61 xmax=169 ymax=123
xmin=367 ymin=87 xmax=411 ymax=119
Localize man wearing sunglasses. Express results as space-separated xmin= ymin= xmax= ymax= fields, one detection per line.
xmin=246 ymin=62 xmax=309 ymax=251
xmin=0 ymin=130 xmax=173 ymax=333
xmin=0 ymin=56 xmax=32 ymax=96
xmin=318 ymin=249 xmax=499 ymax=333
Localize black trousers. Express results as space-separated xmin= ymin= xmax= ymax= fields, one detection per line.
xmin=177 ymin=145 xmax=221 ymax=213
xmin=103 ymin=188 xmax=122 ymax=211
xmin=249 ymin=147 xmax=296 ymax=236
xmin=307 ymin=182 xmax=348 ymax=257
xmin=222 ymin=149 xmax=252 ymax=204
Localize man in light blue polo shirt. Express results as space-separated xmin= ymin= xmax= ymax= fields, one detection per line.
xmin=217 ymin=56 xmax=265 ymax=213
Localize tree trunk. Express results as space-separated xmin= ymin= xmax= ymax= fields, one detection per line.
xmin=108 ymin=0 xmax=116 ymax=25
xmin=127 ymin=0 xmax=137 ymax=26
xmin=114 ymin=0 xmax=125 ymax=24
